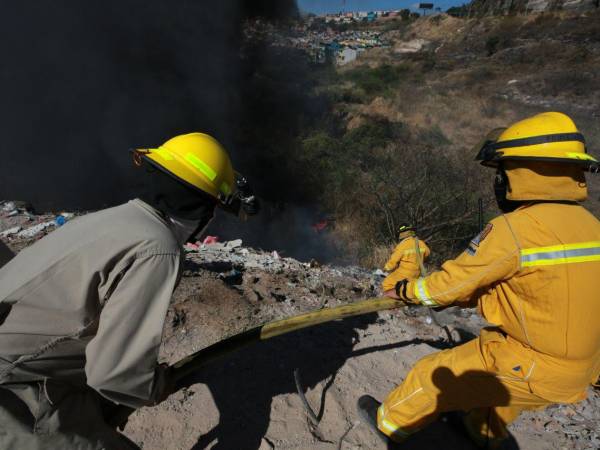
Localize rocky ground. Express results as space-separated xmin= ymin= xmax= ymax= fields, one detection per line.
xmin=1 ymin=202 xmax=599 ymax=450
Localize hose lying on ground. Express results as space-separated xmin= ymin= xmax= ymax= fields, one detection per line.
xmin=109 ymin=296 xmax=406 ymax=428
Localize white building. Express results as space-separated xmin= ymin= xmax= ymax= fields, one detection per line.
xmin=337 ymin=47 xmax=357 ymax=66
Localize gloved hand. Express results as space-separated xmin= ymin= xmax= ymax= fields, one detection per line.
xmin=381 ymin=236 xmax=429 ymax=292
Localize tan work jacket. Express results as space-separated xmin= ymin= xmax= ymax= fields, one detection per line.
xmin=402 ymin=202 xmax=600 ymax=401
xmin=0 ymin=199 xmax=182 ymax=408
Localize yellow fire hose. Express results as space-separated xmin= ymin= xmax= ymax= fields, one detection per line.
xmin=172 ymin=296 xmax=403 ymax=381
xmin=110 ymin=296 xmax=405 ymax=427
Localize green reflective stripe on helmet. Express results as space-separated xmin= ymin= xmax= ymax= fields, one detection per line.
xmin=566 ymin=152 xmax=597 ymax=161
xmin=521 ymin=241 xmax=600 ymax=267
xmin=185 ymin=153 xmax=217 ymax=181
xmin=413 ymin=278 xmax=438 ymax=307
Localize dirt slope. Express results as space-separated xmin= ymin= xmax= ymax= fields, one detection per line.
xmin=120 ymin=242 xmax=598 ymax=450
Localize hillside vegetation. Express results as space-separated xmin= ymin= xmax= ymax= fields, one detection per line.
xmin=287 ymin=11 xmax=600 ymax=266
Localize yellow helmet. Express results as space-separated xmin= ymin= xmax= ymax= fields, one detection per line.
xmin=475 ymin=112 xmax=598 ymax=170
xmin=134 ymin=132 xmax=235 ymax=202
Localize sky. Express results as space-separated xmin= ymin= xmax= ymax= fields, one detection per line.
xmin=297 ymin=0 xmax=465 ymax=14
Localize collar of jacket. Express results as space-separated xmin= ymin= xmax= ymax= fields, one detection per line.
xmin=131 ymin=199 xmax=190 ymax=246
xmin=168 ymin=216 xmax=210 ymax=246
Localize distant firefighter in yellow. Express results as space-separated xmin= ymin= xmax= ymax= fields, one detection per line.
xmin=381 ymin=225 xmax=430 ymax=293
xmin=358 ymin=112 xmax=600 ymax=448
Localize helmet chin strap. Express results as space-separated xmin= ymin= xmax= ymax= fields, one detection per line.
xmin=494 ymin=166 xmax=522 ymax=213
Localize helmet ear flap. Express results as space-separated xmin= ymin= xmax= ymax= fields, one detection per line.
xmin=494 ymin=166 xmax=521 ymax=213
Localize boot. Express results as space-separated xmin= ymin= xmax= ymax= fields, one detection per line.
xmin=357 ymin=395 xmax=389 ymax=445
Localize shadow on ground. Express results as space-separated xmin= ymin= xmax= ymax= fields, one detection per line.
xmin=180 ymin=313 xmax=481 ymax=450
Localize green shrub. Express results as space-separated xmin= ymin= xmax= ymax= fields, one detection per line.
xmin=344 ymin=64 xmax=410 ymax=96
xmin=417 ymin=125 xmax=450 ymax=147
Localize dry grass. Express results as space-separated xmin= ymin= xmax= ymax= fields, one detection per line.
xmin=312 ymin=12 xmax=600 ymax=265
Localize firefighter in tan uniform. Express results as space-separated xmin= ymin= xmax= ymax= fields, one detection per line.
xmin=0 ymin=133 xmax=257 ymax=449
xmin=358 ymin=112 xmax=600 ymax=448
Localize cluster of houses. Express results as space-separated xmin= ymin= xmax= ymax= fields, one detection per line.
xmin=247 ymin=13 xmax=394 ymax=67
xmin=322 ymin=10 xmax=408 ymax=24
xmin=286 ymin=29 xmax=390 ymax=66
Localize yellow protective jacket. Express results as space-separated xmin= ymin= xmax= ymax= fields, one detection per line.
xmin=382 ymin=236 xmax=430 ymax=292
xmin=402 ymin=200 xmax=600 ymax=402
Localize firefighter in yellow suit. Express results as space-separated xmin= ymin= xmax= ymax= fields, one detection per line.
xmin=381 ymin=225 xmax=430 ymax=292
xmin=360 ymin=112 xmax=600 ymax=448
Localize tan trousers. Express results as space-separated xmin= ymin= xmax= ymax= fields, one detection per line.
xmin=0 ymin=381 xmax=139 ymax=450
xmin=377 ymin=333 xmax=558 ymax=448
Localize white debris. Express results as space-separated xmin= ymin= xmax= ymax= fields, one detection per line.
xmin=1 ymin=202 xmax=16 ymax=212
xmin=507 ymin=79 xmax=518 ymax=85
xmin=0 ymin=226 xmax=22 ymax=238
xmin=17 ymin=221 xmax=55 ymax=238
xmin=225 ymin=239 xmax=243 ymax=249
xmin=373 ymin=269 xmax=387 ymax=277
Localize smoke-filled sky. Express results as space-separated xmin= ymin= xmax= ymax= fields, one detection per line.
xmin=0 ymin=1 xmax=296 ymax=210
xmin=298 ymin=0 xmax=465 ymax=13
xmin=0 ymin=0 xmax=342 ymax=260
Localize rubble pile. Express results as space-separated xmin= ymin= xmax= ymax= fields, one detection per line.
xmin=0 ymin=200 xmax=75 ymax=252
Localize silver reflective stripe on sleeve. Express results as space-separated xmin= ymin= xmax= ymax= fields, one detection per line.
xmin=413 ymin=277 xmax=439 ymax=307
xmin=521 ymin=241 xmax=600 ymax=267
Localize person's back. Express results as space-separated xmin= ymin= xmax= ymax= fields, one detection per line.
xmin=0 ymin=132 xmax=257 ymax=450
xmin=494 ymin=202 xmax=600 ymax=360
xmin=0 ymin=199 xmax=181 ymax=400
xmin=480 ymin=201 xmax=600 ymax=401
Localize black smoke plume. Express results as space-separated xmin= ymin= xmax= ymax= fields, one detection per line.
xmin=0 ymin=1 xmax=339 ymax=261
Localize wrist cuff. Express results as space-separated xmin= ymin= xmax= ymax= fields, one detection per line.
xmin=394 ymin=279 xmax=408 ymax=300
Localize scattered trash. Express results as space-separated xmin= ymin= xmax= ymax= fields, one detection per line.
xmin=373 ymin=269 xmax=387 ymax=277
xmin=55 ymin=216 xmax=67 ymax=226
xmin=272 ymin=251 xmax=280 ymax=260
xmin=225 ymin=239 xmax=243 ymax=249
xmin=1 ymin=202 xmax=16 ymax=213
xmin=1 ymin=201 xmax=34 ymax=217
xmin=184 ymin=242 xmax=201 ymax=252
xmin=203 ymin=236 xmax=219 ymax=245
xmin=54 ymin=212 xmax=74 ymax=227
xmin=0 ymin=226 xmax=22 ymax=238
xmin=55 ymin=212 xmax=74 ymax=226
xmin=17 ymin=221 xmax=55 ymax=239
